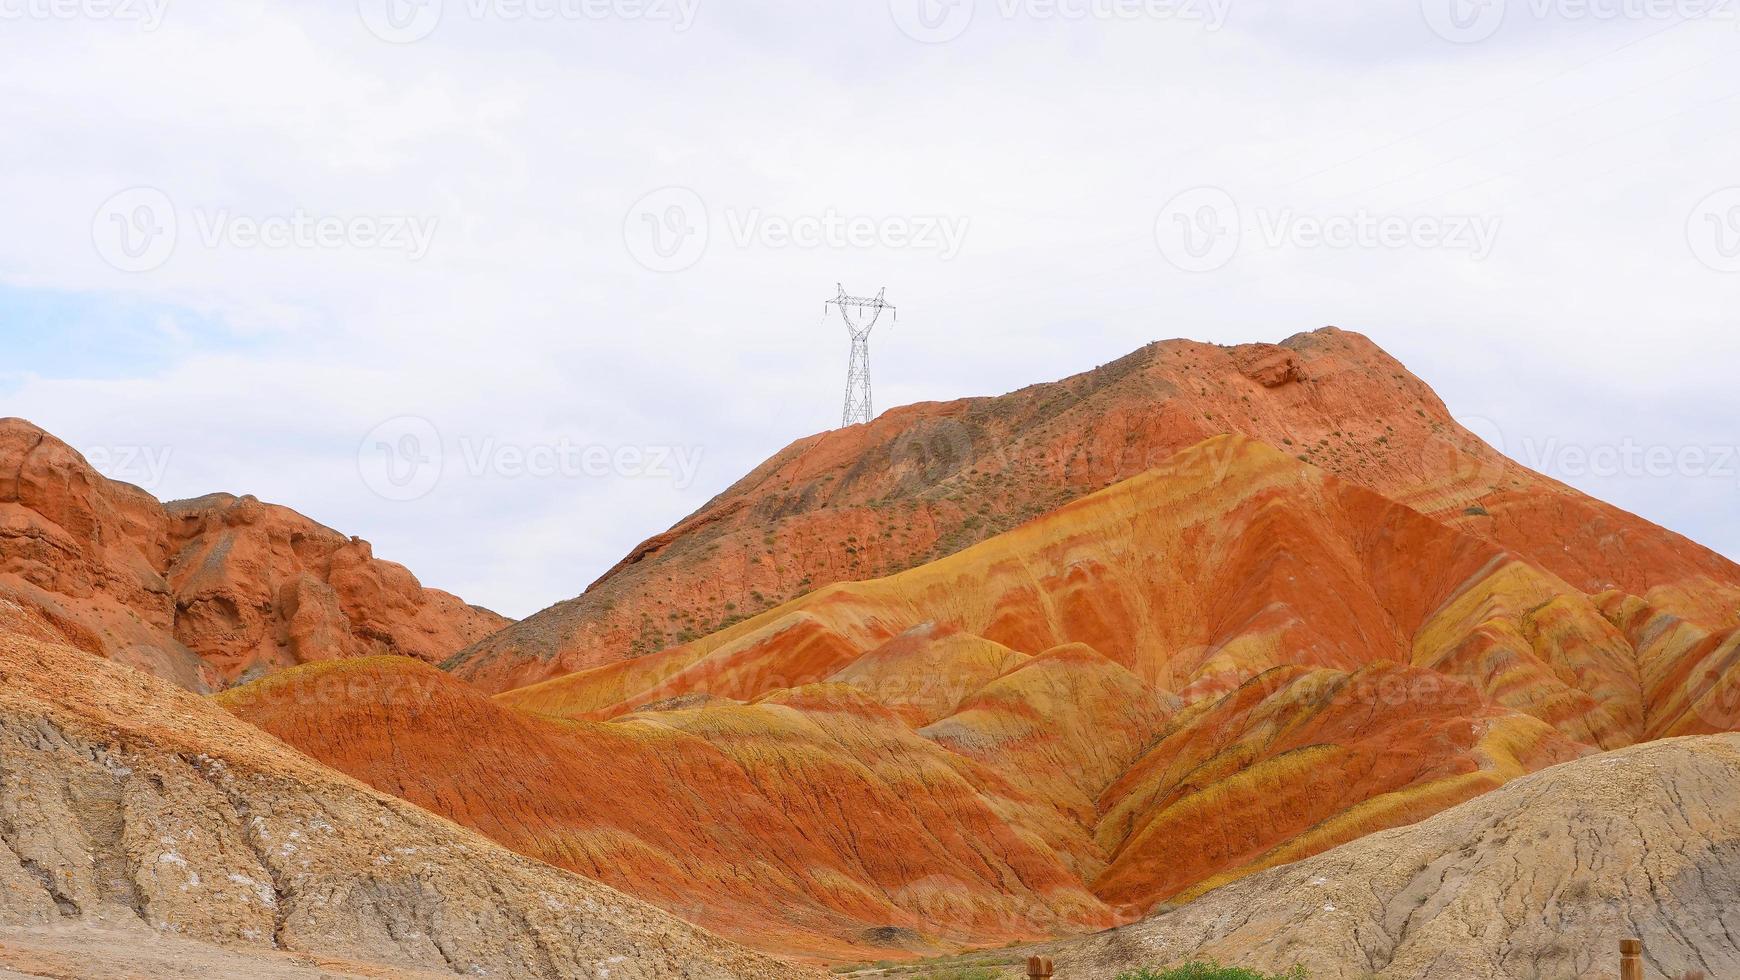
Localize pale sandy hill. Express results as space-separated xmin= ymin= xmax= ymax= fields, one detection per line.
xmin=0 ymin=627 xmax=816 ymax=980
xmin=1033 ymin=734 xmax=1740 ymax=980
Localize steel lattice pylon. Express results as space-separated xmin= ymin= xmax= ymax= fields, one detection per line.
xmin=825 ymin=284 xmax=895 ymax=427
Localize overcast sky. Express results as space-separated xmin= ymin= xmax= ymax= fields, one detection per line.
xmin=2 ymin=0 xmax=1737 ymax=619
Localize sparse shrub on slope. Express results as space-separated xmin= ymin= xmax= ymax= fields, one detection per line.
xmin=1117 ymin=965 xmax=1306 ymax=980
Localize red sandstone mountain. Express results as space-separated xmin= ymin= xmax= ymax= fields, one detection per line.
xmin=222 ymin=433 xmax=1740 ymax=961
xmin=446 ymin=328 xmax=1740 ymax=694
xmin=13 ymin=327 xmax=1727 ymax=967
xmin=221 ymin=656 xmax=1115 ymax=962
xmin=0 ymin=418 xmax=509 ymax=691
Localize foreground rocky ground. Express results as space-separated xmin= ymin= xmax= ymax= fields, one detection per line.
xmin=0 ymin=926 xmax=454 ymax=979
xmin=0 ymin=622 xmax=816 ymax=979
xmin=1026 ymin=735 xmax=1740 ymax=979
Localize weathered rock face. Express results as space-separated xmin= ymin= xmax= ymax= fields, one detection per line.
xmin=232 ymin=437 xmax=1723 ymax=961
xmin=446 ymin=328 xmax=1740 ymax=694
xmin=0 ymin=925 xmax=454 ymax=979
xmin=0 ymin=629 xmax=816 ymax=980
xmin=500 ymin=437 xmax=1698 ymax=756
xmin=0 ymin=419 xmax=509 ymax=690
xmin=1034 ymin=735 xmax=1740 ymax=980
xmin=220 ymin=656 xmax=1115 ymax=963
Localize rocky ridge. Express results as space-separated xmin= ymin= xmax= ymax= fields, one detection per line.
xmin=0 ymin=418 xmax=509 ymax=690
xmin=0 ymin=621 xmax=815 ymax=979
xmin=448 ymin=328 xmax=1740 ymax=695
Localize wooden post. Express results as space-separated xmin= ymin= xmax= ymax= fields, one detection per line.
xmin=1026 ymin=955 xmax=1055 ymax=980
xmin=1619 ymin=939 xmax=1643 ymax=980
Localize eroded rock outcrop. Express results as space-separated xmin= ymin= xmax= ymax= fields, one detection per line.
xmin=1034 ymin=735 xmax=1740 ymax=980
xmin=220 ymin=656 xmax=1113 ymax=962
xmin=0 ymin=629 xmax=815 ymax=979
xmin=0 ymin=418 xmax=509 ymax=690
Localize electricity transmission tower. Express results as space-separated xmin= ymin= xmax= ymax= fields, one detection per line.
xmin=825 ymin=284 xmax=896 ymax=427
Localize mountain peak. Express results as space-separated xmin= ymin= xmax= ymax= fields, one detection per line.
xmin=448 ymin=329 xmax=1739 ymax=693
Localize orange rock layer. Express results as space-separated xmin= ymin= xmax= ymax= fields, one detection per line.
xmin=0 ymin=418 xmax=509 ymax=690
xmin=448 ymin=328 xmax=1740 ymax=694
xmin=222 ymin=435 xmax=1734 ymax=961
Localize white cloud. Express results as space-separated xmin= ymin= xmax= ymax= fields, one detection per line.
xmin=2 ymin=2 xmax=1737 ymax=617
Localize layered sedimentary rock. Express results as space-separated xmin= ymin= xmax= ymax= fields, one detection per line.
xmin=500 ymin=436 xmax=1690 ymax=756
xmin=448 ymin=328 xmax=1740 ymax=693
xmin=221 ymin=656 xmax=1113 ymax=962
xmin=0 ymin=418 xmax=508 ymax=690
xmin=1035 ymin=735 xmax=1740 ymax=980
xmin=228 ymin=437 xmax=1697 ymax=960
xmin=0 ymin=628 xmax=814 ymax=979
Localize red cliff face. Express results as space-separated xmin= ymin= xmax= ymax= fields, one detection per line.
xmin=0 ymin=419 xmax=510 ymax=691
xmin=447 ymin=327 xmax=1740 ymax=694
